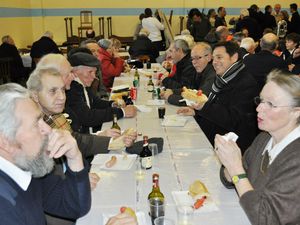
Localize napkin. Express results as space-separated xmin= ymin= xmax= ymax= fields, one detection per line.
xmin=146 ymin=99 xmax=165 ymax=106
xmin=135 ymin=105 xmax=152 ymax=112
xmin=91 ymin=154 xmax=137 ymax=170
xmin=161 ymin=115 xmax=187 ymax=127
xmin=222 ymin=132 xmax=239 ymax=142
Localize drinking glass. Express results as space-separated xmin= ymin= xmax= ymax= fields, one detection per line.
xmin=176 ymin=204 xmax=194 ymax=225
xmin=149 ymin=143 xmax=159 ymax=170
xmin=158 ymin=107 xmax=166 ymax=119
xmin=154 ymin=216 xmax=175 ymax=225
xmin=149 ymin=199 xmax=165 ymax=225
xmin=135 ymin=156 xmax=145 ymax=180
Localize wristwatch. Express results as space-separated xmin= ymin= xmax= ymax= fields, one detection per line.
xmin=232 ymin=173 xmax=247 ymax=184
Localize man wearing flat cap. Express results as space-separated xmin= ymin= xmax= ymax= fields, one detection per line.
xmin=66 ymin=52 xmax=136 ymax=134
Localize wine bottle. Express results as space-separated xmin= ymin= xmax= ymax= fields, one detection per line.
xmin=147 ymin=76 xmax=154 ymax=92
xmin=140 ymin=136 xmax=152 ymax=169
xmin=148 ymin=173 xmax=165 ymax=224
xmin=111 ymin=114 xmax=121 ymax=131
xmin=148 ymin=173 xmax=164 ymax=201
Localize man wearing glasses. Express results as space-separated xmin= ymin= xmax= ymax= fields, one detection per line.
xmin=161 ymin=42 xmax=216 ymax=106
xmin=178 ymin=41 xmax=259 ymax=153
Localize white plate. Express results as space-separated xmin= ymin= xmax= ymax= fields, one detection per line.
xmin=91 ymin=154 xmax=137 ymax=170
xmin=172 ymin=191 xmax=218 ymax=213
xmin=111 ymin=84 xmax=130 ymax=92
xmin=103 ymin=211 xmax=147 ymax=225
xmin=161 ymin=115 xmax=187 ymax=127
xmin=146 ymin=99 xmax=165 ymax=106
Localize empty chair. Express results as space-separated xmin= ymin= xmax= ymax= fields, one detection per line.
xmin=78 ymin=11 xmax=93 ymax=38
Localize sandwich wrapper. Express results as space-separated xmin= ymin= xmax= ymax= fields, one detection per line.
xmin=126 ymin=137 xmax=164 ymax=155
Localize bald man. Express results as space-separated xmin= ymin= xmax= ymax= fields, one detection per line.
xmin=244 ymin=33 xmax=287 ymax=91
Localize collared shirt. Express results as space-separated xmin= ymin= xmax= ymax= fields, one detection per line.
xmin=0 ymin=156 xmax=32 ymax=191
xmin=262 ymin=125 xmax=300 ymax=165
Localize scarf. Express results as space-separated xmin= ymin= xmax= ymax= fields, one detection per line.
xmin=207 ymin=60 xmax=245 ymax=103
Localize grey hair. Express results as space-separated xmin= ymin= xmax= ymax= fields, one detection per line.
xmin=37 ymin=53 xmax=67 ymax=70
xmin=195 ymin=42 xmax=212 ymax=54
xmin=267 ymin=70 xmax=300 ymax=110
xmin=26 ymin=67 xmax=61 ymax=92
xmin=1 ymin=35 xmax=11 ymax=43
xmin=240 ymin=37 xmax=255 ymax=51
xmin=43 ymin=31 xmax=53 ymax=39
xmin=0 ymin=83 xmax=29 ymax=140
xmin=173 ymin=39 xmax=190 ymax=54
xmin=80 ymin=39 xmax=97 ymax=48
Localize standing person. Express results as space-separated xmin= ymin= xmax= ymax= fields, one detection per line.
xmin=215 ymin=7 xmax=227 ymax=28
xmin=263 ymin=5 xmax=277 ymax=30
xmin=289 ymin=3 xmax=300 ymax=34
xmin=177 ymin=41 xmax=259 ymax=152
xmin=215 ymin=70 xmax=300 ymax=225
xmin=133 ymin=13 xmax=145 ymax=40
xmin=187 ymin=8 xmax=211 ymax=42
xmin=142 ymin=8 xmax=165 ymax=51
xmin=30 ymin=31 xmax=60 ymax=69
xmin=0 ymin=83 xmax=91 ymax=225
xmin=207 ymin=8 xmax=217 ymax=28
xmin=272 ymin=3 xmax=282 ymax=23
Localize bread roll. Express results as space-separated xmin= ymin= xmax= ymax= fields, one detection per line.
xmin=188 ymin=180 xmax=209 ymax=199
xmin=181 ymin=87 xmax=208 ymax=104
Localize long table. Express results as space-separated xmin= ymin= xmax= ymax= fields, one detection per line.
xmin=76 ymin=70 xmax=251 ymax=225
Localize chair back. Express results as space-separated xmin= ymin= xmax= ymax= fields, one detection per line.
xmin=0 ymin=57 xmax=12 ymax=84
xmin=80 ymin=11 xmax=93 ymax=28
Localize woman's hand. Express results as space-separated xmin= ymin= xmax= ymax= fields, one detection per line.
xmin=214 ymin=134 xmax=244 ymax=177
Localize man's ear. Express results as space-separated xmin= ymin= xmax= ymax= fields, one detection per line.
xmin=31 ymin=91 xmax=39 ymax=103
xmin=0 ymin=133 xmax=15 ymax=155
xmin=231 ymin=52 xmax=239 ymax=63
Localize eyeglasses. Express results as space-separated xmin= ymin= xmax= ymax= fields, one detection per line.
xmin=254 ymin=96 xmax=293 ymax=109
xmin=191 ymin=54 xmax=208 ymax=61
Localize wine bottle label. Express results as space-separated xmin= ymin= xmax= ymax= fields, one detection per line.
xmin=147 ymin=85 xmax=154 ymax=92
xmin=141 ymin=156 xmax=152 ymax=169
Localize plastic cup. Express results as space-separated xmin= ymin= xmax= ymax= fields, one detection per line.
xmin=149 ymin=199 xmax=165 ymax=225
xmin=176 ymin=204 xmax=194 ymax=225
xmin=154 ymin=216 xmax=175 ymax=225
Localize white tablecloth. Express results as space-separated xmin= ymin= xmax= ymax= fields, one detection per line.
xmin=76 ymin=70 xmax=250 ymax=225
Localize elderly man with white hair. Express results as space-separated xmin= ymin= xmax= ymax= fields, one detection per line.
xmin=239 ymin=37 xmax=257 ymax=59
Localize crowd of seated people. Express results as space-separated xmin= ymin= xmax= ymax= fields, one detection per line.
xmin=1 ymin=2 xmax=300 ymax=225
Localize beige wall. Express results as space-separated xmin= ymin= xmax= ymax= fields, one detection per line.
xmin=0 ymin=0 xmax=294 ymax=48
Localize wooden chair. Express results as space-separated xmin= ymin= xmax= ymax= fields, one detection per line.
xmin=0 ymin=57 xmax=12 ymax=84
xmin=107 ymin=17 xmax=134 ymax=48
xmin=169 ymin=10 xmax=173 ymax=25
xmin=95 ymin=17 xmax=105 ymax=41
xmin=78 ymin=11 xmax=93 ymax=38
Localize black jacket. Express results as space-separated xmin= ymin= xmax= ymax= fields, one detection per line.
xmin=167 ymin=64 xmax=215 ymax=106
xmin=236 ymin=16 xmax=262 ymax=41
xmin=162 ymin=52 xmax=197 ymax=89
xmin=215 ymin=16 xmax=227 ymax=28
xmin=290 ymin=11 xmax=300 ymax=34
xmin=187 ymin=17 xmax=211 ymax=42
xmin=195 ymin=68 xmax=259 ymax=153
xmin=129 ymin=35 xmax=159 ymax=62
xmin=243 ymin=50 xmax=287 ymax=91
xmin=66 ymin=81 xmax=123 ymax=134
xmin=0 ymin=43 xmax=26 ymax=81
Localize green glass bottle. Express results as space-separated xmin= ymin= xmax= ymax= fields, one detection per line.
xmin=148 ymin=173 xmax=164 ymax=201
xmin=111 ymin=114 xmax=121 ymax=131
xmin=133 ymin=69 xmax=140 ymax=87
xmin=147 ymin=76 xmax=154 ymax=92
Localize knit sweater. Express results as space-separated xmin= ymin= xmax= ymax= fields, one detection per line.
xmin=239 ymin=132 xmax=300 ymax=225
xmin=0 ymin=165 xmax=91 ymax=225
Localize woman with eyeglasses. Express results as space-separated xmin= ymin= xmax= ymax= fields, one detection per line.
xmin=215 ymin=69 xmax=300 ymax=225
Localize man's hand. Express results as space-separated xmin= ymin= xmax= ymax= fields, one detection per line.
xmin=123 ymin=131 xmax=137 ymax=147
xmin=106 ymin=212 xmax=137 ymax=225
xmin=89 ymin=173 xmax=100 ymax=191
xmin=97 ymin=128 xmax=121 ymax=138
xmin=123 ymin=105 xmax=137 ymax=118
xmin=160 ymin=89 xmax=173 ymax=100
xmin=177 ymin=107 xmax=195 ymax=116
xmin=112 ymin=99 xmax=126 ymax=108
xmin=190 ymin=102 xmax=205 ymax=110
xmin=293 ymin=47 xmax=300 ymax=59
xmin=47 ymin=129 xmax=83 ymax=172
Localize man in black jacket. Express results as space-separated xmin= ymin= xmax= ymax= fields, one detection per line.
xmin=177 ymin=41 xmax=259 ymax=152
xmin=244 ymin=33 xmax=287 ymax=91
xmin=161 ymin=39 xmax=197 ymax=89
xmin=161 ymin=42 xmax=215 ymax=106
xmin=289 ymin=3 xmax=300 ymax=34
xmin=30 ymin=31 xmax=61 ymax=69
xmin=66 ymin=52 xmax=136 ymax=134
